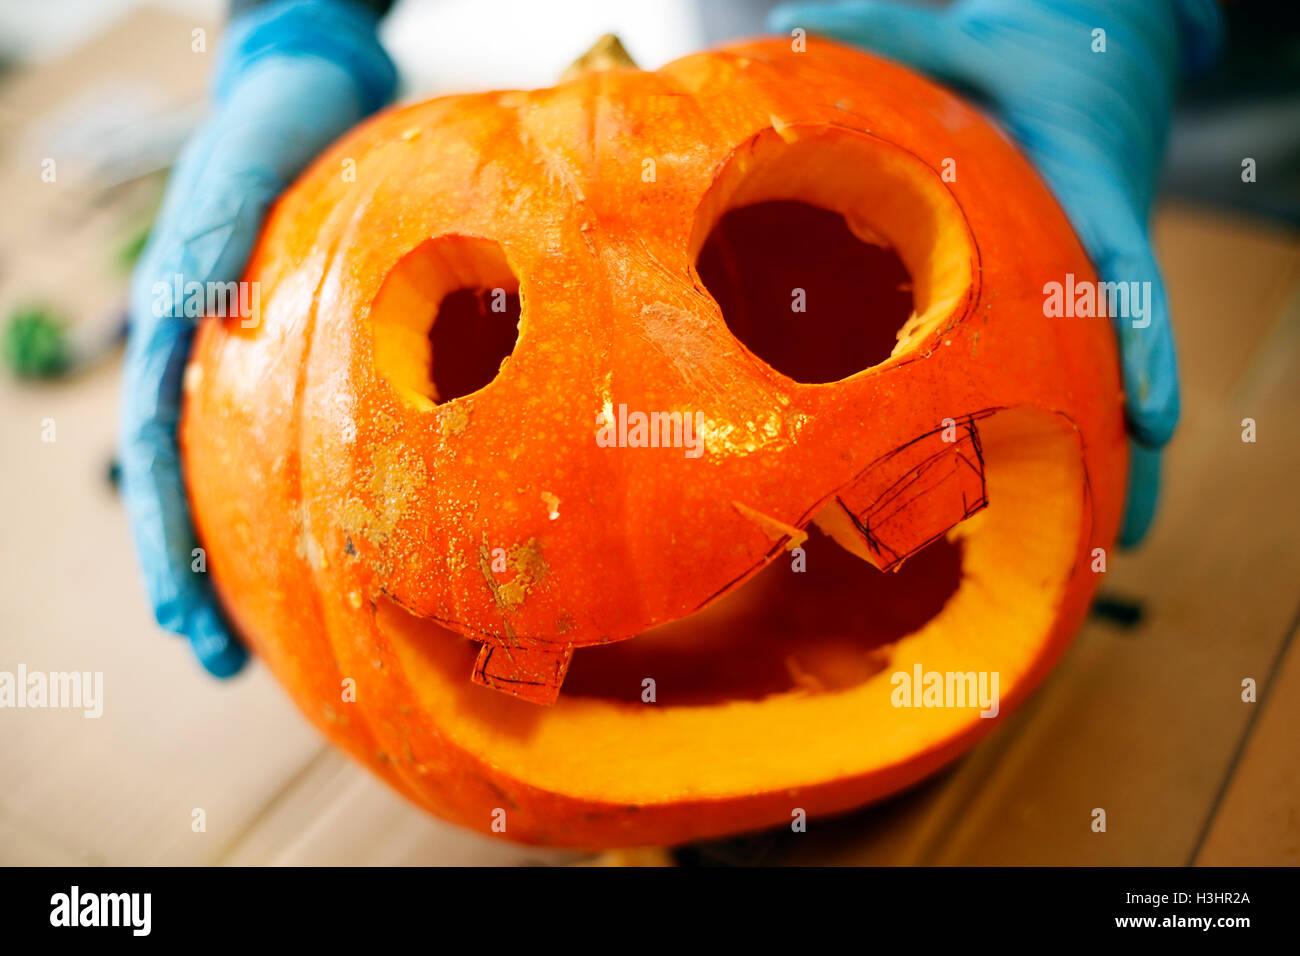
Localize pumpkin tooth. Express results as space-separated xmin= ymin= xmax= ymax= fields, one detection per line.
xmin=472 ymin=640 xmax=573 ymax=706
xmin=814 ymin=417 xmax=988 ymax=572
xmin=730 ymin=500 xmax=808 ymax=551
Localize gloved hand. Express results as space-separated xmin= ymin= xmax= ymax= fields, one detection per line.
xmin=119 ymin=0 xmax=396 ymax=676
xmin=767 ymin=0 xmax=1224 ymax=545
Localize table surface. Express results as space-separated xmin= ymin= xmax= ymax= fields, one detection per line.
xmin=1 ymin=11 xmax=1297 ymax=868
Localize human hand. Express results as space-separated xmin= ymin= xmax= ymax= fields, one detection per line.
xmin=119 ymin=0 xmax=396 ymax=675
xmin=767 ymin=0 xmax=1223 ymax=545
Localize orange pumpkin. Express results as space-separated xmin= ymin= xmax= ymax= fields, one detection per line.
xmin=182 ymin=36 xmax=1126 ymax=847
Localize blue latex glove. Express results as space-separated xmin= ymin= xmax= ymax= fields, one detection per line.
xmin=767 ymin=0 xmax=1223 ymax=545
xmin=119 ymin=0 xmax=396 ymax=676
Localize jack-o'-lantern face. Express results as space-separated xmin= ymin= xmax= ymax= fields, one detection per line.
xmin=182 ymin=37 xmax=1126 ymax=847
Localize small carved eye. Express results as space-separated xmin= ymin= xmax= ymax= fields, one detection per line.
xmin=371 ymin=236 xmax=521 ymax=405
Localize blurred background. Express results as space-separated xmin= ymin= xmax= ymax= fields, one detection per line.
xmin=0 ymin=0 xmax=1297 ymax=865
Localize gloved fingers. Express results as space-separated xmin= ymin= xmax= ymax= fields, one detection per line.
xmin=187 ymin=601 xmax=249 ymax=678
xmin=118 ymin=316 xmax=247 ymax=678
xmin=1018 ymin=127 xmax=1178 ymax=450
xmin=1070 ymin=191 xmax=1180 ymax=449
xmin=142 ymin=56 xmax=370 ymax=294
xmin=125 ymin=57 xmax=373 ymax=442
xmin=120 ymin=58 xmax=369 ymax=676
xmin=767 ymin=0 xmax=973 ymax=87
xmin=1120 ymin=439 xmax=1162 ymax=548
xmin=214 ymin=0 xmax=398 ymax=116
xmin=1033 ymin=158 xmax=1176 ymax=530
xmin=1106 ymin=244 xmax=1178 ymax=449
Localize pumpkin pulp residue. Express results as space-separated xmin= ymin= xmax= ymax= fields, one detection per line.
xmin=478 ymin=536 xmax=549 ymax=610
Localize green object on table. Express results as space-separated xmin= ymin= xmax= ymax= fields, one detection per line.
xmin=2 ymin=305 xmax=70 ymax=378
xmin=117 ymin=225 xmax=153 ymax=274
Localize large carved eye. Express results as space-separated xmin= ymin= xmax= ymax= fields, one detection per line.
xmin=691 ymin=125 xmax=976 ymax=385
xmin=697 ymin=198 xmax=913 ymax=383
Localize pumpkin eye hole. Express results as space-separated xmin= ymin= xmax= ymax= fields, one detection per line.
xmin=691 ymin=125 xmax=975 ymax=384
xmin=371 ymin=235 xmax=521 ymax=405
xmin=696 ymin=199 xmax=913 ymax=383
xmin=430 ymin=286 xmax=522 ymax=403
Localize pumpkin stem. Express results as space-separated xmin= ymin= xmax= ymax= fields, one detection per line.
xmin=561 ymin=34 xmax=640 ymax=81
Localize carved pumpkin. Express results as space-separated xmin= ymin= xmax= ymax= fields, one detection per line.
xmin=182 ymin=37 xmax=1126 ymax=847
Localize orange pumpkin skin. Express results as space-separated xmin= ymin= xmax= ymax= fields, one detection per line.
xmin=182 ymin=38 xmax=1126 ymax=847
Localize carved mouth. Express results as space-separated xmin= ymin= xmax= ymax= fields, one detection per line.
xmin=408 ymin=524 xmax=965 ymax=708
xmin=377 ymin=405 xmax=1086 ymax=804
